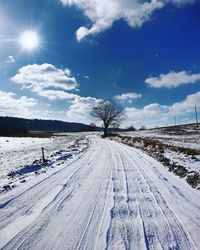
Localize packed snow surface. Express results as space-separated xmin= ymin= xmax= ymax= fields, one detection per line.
xmin=0 ymin=136 xmax=200 ymax=249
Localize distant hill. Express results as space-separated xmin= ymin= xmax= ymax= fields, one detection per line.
xmin=147 ymin=123 xmax=200 ymax=136
xmin=0 ymin=116 xmax=99 ymax=136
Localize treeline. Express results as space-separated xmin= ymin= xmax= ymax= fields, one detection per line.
xmin=0 ymin=117 xmax=98 ymax=136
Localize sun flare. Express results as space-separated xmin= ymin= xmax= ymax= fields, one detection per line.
xmin=19 ymin=31 xmax=40 ymax=51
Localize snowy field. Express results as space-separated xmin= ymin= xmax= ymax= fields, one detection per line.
xmin=0 ymin=133 xmax=93 ymax=190
xmin=0 ymin=136 xmax=199 ymax=249
xmin=122 ymin=124 xmax=200 ymax=150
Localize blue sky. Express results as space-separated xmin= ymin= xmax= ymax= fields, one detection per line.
xmin=0 ymin=0 xmax=200 ymax=128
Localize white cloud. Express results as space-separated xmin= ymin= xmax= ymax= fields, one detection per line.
xmin=76 ymin=27 xmax=91 ymax=42
xmin=66 ymin=96 xmax=100 ymax=124
xmin=124 ymin=91 xmax=200 ymax=128
xmin=6 ymin=55 xmax=15 ymax=63
xmin=125 ymin=103 xmax=168 ymax=128
xmin=62 ymin=0 xmax=164 ymax=41
xmin=11 ymin=63 xmax=78 ymax=100
xmin=83 ymin=75 xmax=90 ymax=80
xmin=0 ymin=91 xmax=37 ymax=117
xmin=38 ymin=90 xmax=77 ymax=100
xmin=115 ymin=92 xmax=142 ymax=103
xmin=65 ymin=91 xmax=200 ymax=127
xmin=171 ymin=91 xmax=200 ymax=114
xmin=60 ymin=0 xmax=195 ymax=41
xmin=145 ymin=71 xmax=200 ymax=88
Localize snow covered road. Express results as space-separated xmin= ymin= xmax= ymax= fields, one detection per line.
xmin=0 ymin=137 xmax=200 ymax=250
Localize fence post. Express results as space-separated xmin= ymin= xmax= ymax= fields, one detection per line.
xmin=42 ymin=147 xmax=45 ymax=163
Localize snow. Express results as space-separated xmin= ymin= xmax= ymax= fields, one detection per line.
xmin=123 ymin=126 xmax=200 ymax=150
xmin=0 ymin=134 xmax=89 ymax=187
xmin=116 ymin=126 xmax=200 ymax=188
xmin=0 ymin=137 xmax=51 ymax=151
xmin=164 ymin=149 xmax=200 ymax=172
xmin=0 ymin=136 xmax=199 ymax=249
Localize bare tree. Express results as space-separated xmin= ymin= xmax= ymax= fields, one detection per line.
xmin=90 ymin=123 xmax=97 ymax=131
xmin=91 ymin=99 xmax=125 ymax=137
xmin=139 ymin=125 xmax=146 ymax=130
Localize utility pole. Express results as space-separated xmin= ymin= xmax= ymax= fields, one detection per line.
xmin=174 ymin=116 xmax=176 ymax=126
xmin=195 ymin=106 xmax=199 ymax=128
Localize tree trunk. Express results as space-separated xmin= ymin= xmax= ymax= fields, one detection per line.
xmin=103 ymin=126 xmax=108 ymax=137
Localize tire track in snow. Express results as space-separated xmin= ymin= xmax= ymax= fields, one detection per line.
xmin=131 ymin=152 xmax=199 ymax=249
xmin=0 ymin=141 xmax=90 ymax=226
xmin=75 ymin=140 xmax=114 ymax=250
xmin=105 ymin=148 xmax=152 ymax=250
xmin=0 ymin=140 xmax=97 ymax=249
xmin=1 ymin=138 xmax=114 ymax=250
xmin=112 ymin=140 xmax=196 ymax=250
xmin=105 ymin=149 xmax=135 ymax=250
xmin=0 ymin=137 xmax=199 ymax=250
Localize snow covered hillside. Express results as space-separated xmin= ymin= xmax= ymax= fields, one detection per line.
xmin=123 ymin=123 xmax=200 ymax=150
xmin=0 ymin=136 xmax=200 ymax=249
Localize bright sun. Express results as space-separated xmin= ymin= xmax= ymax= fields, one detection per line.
xmin=19 ymin=31 xmax=40 ymax=50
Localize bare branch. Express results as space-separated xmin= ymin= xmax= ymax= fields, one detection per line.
xmin=91 ymin=99 xmax=125 ymax=137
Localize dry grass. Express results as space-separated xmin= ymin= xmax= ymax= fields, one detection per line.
xmin=0 ymin=131 xmax=54 ymax=138
xmin=110 ymin=134 xmax=200 ymax=189
xmin=186 ymin=173 xmax=200 ymax=188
